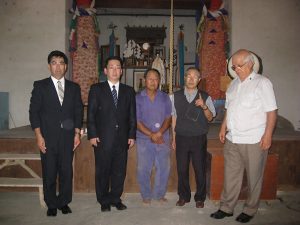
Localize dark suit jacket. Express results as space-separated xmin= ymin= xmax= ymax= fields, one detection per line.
xmin=87 ymin=81 xmax=136 ymax=150
xmin=29 ymin=77 xmax=83 ymax=148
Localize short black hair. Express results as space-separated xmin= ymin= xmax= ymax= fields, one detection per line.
xmin=47 ymin=50 xmax=68 ymax=65
xmin=105 ymin=56 xmax=123 ymax=68
xmin=144 ymin=68 xmax=161 ymax=79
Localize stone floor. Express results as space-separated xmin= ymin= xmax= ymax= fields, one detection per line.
xmin=0 ymin=191 xmax=300 ymax=225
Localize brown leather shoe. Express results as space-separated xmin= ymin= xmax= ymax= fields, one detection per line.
xmin=196 ymin=201 xmax=204 ymax=208
xmin=176 ymin=199 xmax=189 ymax=206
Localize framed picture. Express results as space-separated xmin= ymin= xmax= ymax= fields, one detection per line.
xmin=99 ymin=45 xmax=120 ymax=82
xmin=153 ymin=46 xmax=166 ymax=59
xmin=133 ymin=70 xmax=146 ymax=92
xmin=100 ymin=45 xmax=120 ymax=69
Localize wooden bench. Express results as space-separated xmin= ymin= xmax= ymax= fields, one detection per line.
xmin=0 ymin=153 xmax=45 ymax=207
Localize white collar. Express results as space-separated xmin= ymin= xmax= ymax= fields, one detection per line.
xmin=51 ymin=76 xmax=65 ymax=85
xmin=107 ymin=80 xmax=120 ymax=90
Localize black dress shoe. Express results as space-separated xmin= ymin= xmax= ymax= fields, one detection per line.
xmin=111 ymin=202 xmax=127 ymax=210
xmin=59 ymin=205 xmax=72 ymax=214
xmin=101 ymin=204 xmax=111 ymax=212
xmin=47 ymin=208 xmax=57 ymax=217
xmin=210 ymin=210 xmax=233 ymax=219
xmin=236 ymin=213 xmax=253 ymax=223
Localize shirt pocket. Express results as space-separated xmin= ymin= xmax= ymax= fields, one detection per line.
xmin=240 ymin=93 xmax=256 ymax=108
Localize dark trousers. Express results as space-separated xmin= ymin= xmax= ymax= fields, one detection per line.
xmin=176 ymin=134 xmax=207 ymax=202
xmin=40 ymin=130 xmax=74 ymax=209
xmin=94 ymin=134 xmax=128 ymax=205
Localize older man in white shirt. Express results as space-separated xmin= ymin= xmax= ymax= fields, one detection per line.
xmin=210 ymin=49 xmax=277 ymax=223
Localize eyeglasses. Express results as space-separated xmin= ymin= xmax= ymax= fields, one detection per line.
xmin=231 ymin=61 xmax=248 ymax=71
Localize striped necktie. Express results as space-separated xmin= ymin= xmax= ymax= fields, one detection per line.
xmin=112 ymin=85 xmax=118 ymax=107
xmin=57 ymin=80 xmax=64 ymax=105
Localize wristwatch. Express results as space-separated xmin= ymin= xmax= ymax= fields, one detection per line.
xmin=202 ymin=105 xmax=208 ymax=110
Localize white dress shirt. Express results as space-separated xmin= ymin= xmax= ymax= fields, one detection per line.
xmin=225 ymin=72 xmax=277 ymax=144
xmin=107 ymin=80 xmax=120 ymax=98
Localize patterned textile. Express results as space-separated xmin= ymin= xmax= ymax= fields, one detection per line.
xmin=196 ymin=1 xmax=229 ymax=100
xmin=112 ymin=85 xmax=118 ymax=108
xmin=71 ymin=16 xmax=99 ymax=104
xmin=57 ymin=81 xmax=64 ymax=105
xmin=200 ymin=16 xmax=227 ymax=100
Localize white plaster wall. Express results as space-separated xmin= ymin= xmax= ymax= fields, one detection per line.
xmin=2 ymin=1 xmax=299 ymax=130
xmin=0 ymin=0 xmax=67 ymax=128
xmin=96 ymin=14 xmax=196 ymax=86
xmin=231 ymin=0 xmax=300 ymax=130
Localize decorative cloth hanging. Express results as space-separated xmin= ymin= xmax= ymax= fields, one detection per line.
xmin=196 ymin=0 xmax=229 ymax=100
xmin=109 ymin=30 xmax=116 ymax=57
xmin=69 ymin=0 xmax=100 ymax=104
xmin=152 ymin=55 xmax=166 ymax=87
xmin=178 ymin=25 xmax=185 ymax=87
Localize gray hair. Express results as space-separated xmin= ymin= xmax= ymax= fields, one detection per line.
xmin=243 ymin=52 xmax=255 ymax=64
xmin=184 ymin=67 xmax=201 ymax=78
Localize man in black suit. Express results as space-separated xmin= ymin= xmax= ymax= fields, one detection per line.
xmin=87 ymin=56 xmax=136 ymax=212
xmin=29 ymin=50 xmax=83 ymax=216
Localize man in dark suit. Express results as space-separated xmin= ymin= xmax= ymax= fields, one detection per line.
xmin=87 ymin=56 xmax=136 ymax=212
xmin=29 ymin=50 xmax=83 ymax=216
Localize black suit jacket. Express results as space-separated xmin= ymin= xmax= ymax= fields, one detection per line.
xmin=29 ymin=77 xmax=83 ymax=148
xmin=87 ymin=81 xmax=136 ymax=150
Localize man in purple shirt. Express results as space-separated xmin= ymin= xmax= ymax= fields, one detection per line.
xmin=136 ymin=69 xmax=172 ymax=205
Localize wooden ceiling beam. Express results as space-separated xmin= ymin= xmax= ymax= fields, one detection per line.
xmin=95 ymin=0 xmax=202 ymax=10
